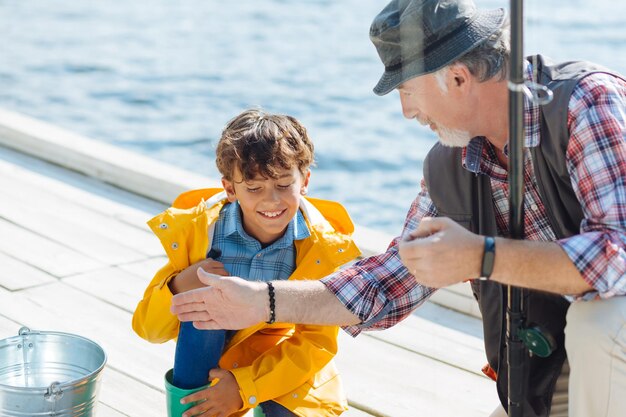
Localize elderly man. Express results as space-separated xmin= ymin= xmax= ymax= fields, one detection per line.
xmin=171 ymin=1 xmax=626 ymax=416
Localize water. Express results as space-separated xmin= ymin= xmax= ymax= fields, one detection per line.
xmin=1 ymin=0 xmax=625 ymax=234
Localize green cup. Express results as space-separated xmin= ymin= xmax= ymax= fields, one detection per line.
xmin=164 ymin=369 xmax=209 ymax=417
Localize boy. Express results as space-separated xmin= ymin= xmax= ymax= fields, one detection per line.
xmin=132 ymin=109 xmax=360 ymax=417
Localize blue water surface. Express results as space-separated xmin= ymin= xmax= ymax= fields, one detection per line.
xmin=1 ymin=0 xmax=625 ymax=234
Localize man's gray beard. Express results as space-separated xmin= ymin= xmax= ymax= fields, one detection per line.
xmin=437 ymin=125 xmax=472 ymax=148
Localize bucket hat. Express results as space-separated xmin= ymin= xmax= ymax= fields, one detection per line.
xmin=370 ymin=0 xmax=506 ymax=95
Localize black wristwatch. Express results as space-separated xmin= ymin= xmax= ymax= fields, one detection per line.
xmin=479 ymin=236 xmax=496 ymax=280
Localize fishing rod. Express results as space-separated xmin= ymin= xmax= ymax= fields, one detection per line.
xmin=507 ymin=0 xmax=527 ymax=415
xmin=507 ymin=0 xmax=558 ymax=411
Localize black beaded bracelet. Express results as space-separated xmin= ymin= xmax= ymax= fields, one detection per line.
xmin=266 ymin=281 xmax=276 ymax=324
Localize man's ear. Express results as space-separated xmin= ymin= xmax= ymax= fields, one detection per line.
xmin=449 ymin=63 xmax=472 ymax=94
xmin=300 ymin=169 xmax=311 ymax=195
xmin=221 ymin=178 xmax=238 ymax=202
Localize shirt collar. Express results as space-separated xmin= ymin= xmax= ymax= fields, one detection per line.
xmin=222 ymin=201 xmax=310 ymax=248
xmin=462 ymin=59 xmax=541 ymax=174
xmin=523 ymin=58 xmax=542 ymax=148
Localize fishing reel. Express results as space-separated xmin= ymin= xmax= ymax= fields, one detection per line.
xmin=518 ymin=323 xmax=557 ymax=358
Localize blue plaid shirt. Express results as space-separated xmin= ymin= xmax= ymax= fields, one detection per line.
xmin=208 ymin=201 xmax=311 ymax=281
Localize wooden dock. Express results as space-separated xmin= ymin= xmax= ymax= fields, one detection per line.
xmin=0 ymin=110 xmax=499 ymax=416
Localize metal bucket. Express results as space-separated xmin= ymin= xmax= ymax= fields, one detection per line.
xmin=0 ymin=327 xmax=107 ymax=416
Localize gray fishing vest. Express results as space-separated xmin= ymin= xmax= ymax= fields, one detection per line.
xmin=423 ymin=55 xmax=623 ymax=417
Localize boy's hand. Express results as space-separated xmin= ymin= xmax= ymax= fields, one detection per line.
xmin=169 ymin=259 xmax=229 ymax=295
xmin=197 ymin=258 xmax=229 ymax=278
xmin=181 ymin=368 xmax=244 ymax=417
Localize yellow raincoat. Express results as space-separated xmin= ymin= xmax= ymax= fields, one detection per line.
xmin=132 ymin=188 xmax=361 ymax=416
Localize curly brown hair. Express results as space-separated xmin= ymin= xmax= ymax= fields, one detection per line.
xmin=216 ymin=109 xmax=315 ymax=182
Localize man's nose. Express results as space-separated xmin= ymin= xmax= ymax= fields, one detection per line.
xmin=399 ymin=94 xmax=416 ymax=119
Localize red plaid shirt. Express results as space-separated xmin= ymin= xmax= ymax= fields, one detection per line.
xmin=322 ymin=65 xmax=626 ymax=336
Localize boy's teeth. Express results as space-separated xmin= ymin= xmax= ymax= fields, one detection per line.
xmin=262 ymin=211 xmax=281 ymax=217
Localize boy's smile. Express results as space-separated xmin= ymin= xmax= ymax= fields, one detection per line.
xmin=259 ymin=209 xmax=287 ymax=218
xmin=222 ymin=166 xmax=310 ymax=245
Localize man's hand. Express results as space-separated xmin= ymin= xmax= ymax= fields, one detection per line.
xmin=398 ymin=217 xmax=483 ymax=288
xmin=180 ymin=368 xmax=243 ymax=417
xmin=171 ymin=267 xmax=268 ymax=330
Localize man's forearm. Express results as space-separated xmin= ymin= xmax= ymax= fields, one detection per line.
xmin=491 ymin=238 xmax=593 ymax=296
xmin=271 ymin=280 xmax=362 ymax=326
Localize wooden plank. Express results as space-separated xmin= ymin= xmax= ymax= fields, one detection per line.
xmin=0 ymin=185 xmax=162 ymax=260
xmin=0 ymin=146 xmax=166 ymax=233
xmin=0 ymin=252 xmax=56 ymax=290
xmin=0 ymin=314 xmax=23 ymax=336
xmin=0 ymin=204 xmax=149 ymax=266
xmin=335 ymin=332 xmax=500 ymax=417
xmin=366 ymin=301 xmax=487 ymax=376
xmin=0 ymin=218 xmax=103 ymax=277
xmin=98 ymin=366 xmax=165 ymax=417
xmin=412 ymin=299 xmax=484 ymax=337
xmin=429 ymin=287 xmax=482 ymax=318
xmin=0 ymin=158 xmax=163 ymax=259
xmin=63 ymin=257 xmax=170 ymax=315
xmin=94 ymin=403 xmax=127 ymax=417
xmin=63 ymin=266 xmax=153 ymax=313
xmin=117 ymin=256 xmax=168 ymax=278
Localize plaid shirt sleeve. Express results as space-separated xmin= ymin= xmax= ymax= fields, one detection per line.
xmin=321 ymin=179 xmax=438 ymax=336
xmin=558 ymin=73 xmax=626 ymax=299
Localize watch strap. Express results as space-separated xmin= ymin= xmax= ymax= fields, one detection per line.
xmin=479 ymin=236 xmax=496 ymax=280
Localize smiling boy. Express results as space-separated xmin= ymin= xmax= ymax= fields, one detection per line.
xmin=132 ymin=109 xmax=360 ymax=417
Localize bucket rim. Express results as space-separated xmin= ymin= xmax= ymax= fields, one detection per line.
xmin=0 ymin=328 xmax=107 ymax=391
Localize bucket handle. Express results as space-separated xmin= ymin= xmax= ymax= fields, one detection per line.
xmin=44 ymin=381 xmax=64 ymax=402
xmin=18 ymin=326 xmax=41 ymax=336
xmin=17 ymin=327 xmax=40 ymax=350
